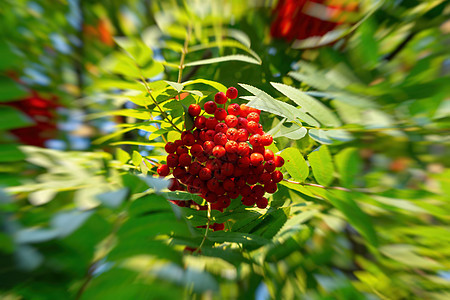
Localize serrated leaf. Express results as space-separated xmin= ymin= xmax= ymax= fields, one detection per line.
xmin=188 ymin=39 xmax=261 ymax=64
xmin=273 ymin=123 xmax=307 ymax=140
xmin=280 ymin=147 xmax=309 ymax=182
xmin=184 ymin=54 xmax=261 ymax=67
xmin=132 ymin=151 xmax=142 ymax=167
xmin=335 ymin=148 xmax=361 ymax=187
xmin=182 ymin=79 xmax=226 ymax=92
xmin=308 ymin=146 xmax=334 ymax=186
xmin=165 ymin=81 xmax=184 ymax=93
xmin=271 ymin=82 xmax=341 ymax=127
xmin=308 ymin=129 xmax=333 ymax=144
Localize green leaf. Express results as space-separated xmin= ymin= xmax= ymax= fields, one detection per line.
xmin=326 ymin=190 xmax=378 ymax=246
xmin=88 ymin=109 xmax=152 ymax=120
xmin=272 ymin=123 xmax=307 ymax=140
xmin=132 ymin=151 xmax=142 ymax=167
xmin=207 ymin=231 xmax=269 ymax=246
xmin=0 ymin=106 xmax=33 ymax=130
xmin=280 ymin=147 xmax=309 ymax=182
xmin=116 ymin=148 xmax=131 ymax=164
xmin=182 ymin=79 xmax=227 ymax=92
xmin=184 ymin=54 xmax=261 ymax=67
xmin=97 ymin=188 xmax=129 ymax=209
xmin=0 ymin=144 xmax=25 ymax=162
xmin=308 ymin=146 xmax=334 ymax=186
xmin=109 ymin=240 xmax=182 ymax=265
xmin=335 ymin=148 xmax=361 ymax=187
xmin=182 ymin=104 xmax=194 ymax=131
xmin=271 ymin=82 xmax=341 ymax=127
xmin=0 ymin=76 xmax=28 ymax=102
xmin=308 ymin=129 xmax=334 ymax=144
xmin=165 ymin=81 xmax=184 ymax=93
xmin=188 ymin=39 xmax=261 ymax=64
xmin=380 ymin=244 xmax=443 ymax=269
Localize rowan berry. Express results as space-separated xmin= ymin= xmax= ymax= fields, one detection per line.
xmin=166 ymin=153 xmax=179 ymax=168
xmin=226 ymin=152 xmax=238 ymax=162
xmin=205 ymin=158 xmax=222 ymax=171
xmin=168 ymin=178 xmax=180 ymax=191
xmin=204 ymin=101 xmax=217 ymax=114
xmin=190 ymin=144 xmax=204 ymax=157
xmin=216 ymin=195 xmax=231 ymax=209
xmin=247 ymin=112 xmax=260 ymax=123
xmin=227 ymin=103 xmax=240 ymax=115
xmin=247 ymin=121 xmax=259 ymax=134
xmin=178 ymin=153 xmax=192 ymax=166
xmin=256 ymin=197 xmax=268 ymax=209
xmin=225 ymin=140 xmax=238 ymax=153
xmin=205 ymin=191 xmax=217 ymax=203
xmin=223 ymin=178 xmax=235 ymax=191
xmin=236 ymin=128 xmax=249 ymax=142
xmin=274 ymin=156 xmax=285 ymax=167
xmin=264 ymin=160 xmax=276 ymax=172
xmin=214 ymin=132 xmax=227 ymax=146
xmin=227 ymin=190 xmax=240 ymax=199
xmin=249 ymin=134 xmax=262 ymax=146
xmin=272 ymin=170 xmax=283 ymax=183
xmin=264 ymin=181 xmax=278 ymax=194
xmin=173 ymin=166 xmax=187 ymax=179
xmin=259 ymin=172 xmax=272 ymax=184
xmin=237 ymin=142 xmax=251 ymax=156
xmin=246 ymin=174 xmax=259 ymax=185
xmin=207 ymin=178 xmax=220 ymax=191
xmin=188 ymin=104 xmax=201 ymax=116
xmin=240 ymin=104 xmax=249 ymax=118
xmin=165 ymin=142 xmax=177 ymax=153
xmin=214 ymin=168 xmax=227 ymax=181
xmin=205 ymin=129 xmax=216 ymax=141
xmin=205 ymin=117 xmax=218 ymax=130
xmin=194 ymin=116 xmax=206 ymax=129
xmin=240 ymin=185 xmax=252 ymax=197
xmin=250 ymin=153 xmax=264 ymax=166
xmin=221 ymin=162 xmax=234 ymax=177
xmin=212 ymin=145 xmax=226 ymax=158
xmin=182 ymin=132 xmax=195 ymax=146
xmin=215 ymin=122 xmax=228 ymax=134
xmin=157 ymin=164 xmax=170 ymax=176
xmin=214 ymin=108 xmax=227 ymax=121
xmin=252 ymin=145 xmax=265 ymax=154
xmin=176 ymin=145 xmax=189 ymax=155
xmin=214 ymin=92 xmax=227 ymax=104
xmin=248 ymin=107 xmax=261 ymax=115
xmin=225 ymin=115 xmax=238 ymax=127
xmin=188 ymin=161 xmax=202 ymax=175
xmin=252 ymin=185 xmax=265 ymax=198
xmin=242 ymin=196 xmax=256 ymax=206
xmin=203 ymin=141 xmax=215 ymax=154
xmin=237 ymin=156 xmax=251 ymax=168
xmin=198 ymin=167 xmax=212 ymax=180
xmin=226 ymin=128 xmax=238 ymax=140
xmin=261 ymin=133 xmax=273 ymax=146
xmin=235 ymin=177 xmax=247 ymax=187
xmin=237 ymin=117 xmax=248 ymax=129
xmin=264 ymin=149 xmax=274 ymax=161
xmin=226 ymin=87 xmax=238 ymax=99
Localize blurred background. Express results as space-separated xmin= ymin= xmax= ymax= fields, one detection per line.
xmin=1 ymin=0 xmax=450 ymax=299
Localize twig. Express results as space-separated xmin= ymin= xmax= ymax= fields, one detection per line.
xmin=194 ymin=202 xmax=211 ymax=254
xmin=384 ymin=31 xmax=417 ymax=61
xmin=178 ymin=25 xmax=192 ymax=83
xmin=283 ymin=179 xmax=351 ymax=192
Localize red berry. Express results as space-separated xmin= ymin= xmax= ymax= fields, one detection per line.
xmin=259 ymin=172 xmax=272 ymax=184
xmin=240 ymin=185 xmax=252 ymax=197
xmin=182 ymin=132 xmax=195 ymax=146
xmin=248 ymin=107 xmax=261 ymax=115
xmin=216 ymin=195 xmax=231 ymax=209
xmin=205 ymin=191 xmax=217 ymax=203
xmin=236 ymin=129 xmax=249 ymax=142
xmin=264 ymin=160 xmax=276 ymax=172
xmin=221 ymin=162 xmax=234 ymax=177
xmin=225 ymin=115 xmax=238 ymax=127
xmin=188 ymin=104 xmax=201 ymax=116
xmin=225 ymin=140 xmax=238 ymax=154
xmin=178 ymin=153 xmax=192 ymax=166
xmin=242 ymin=196 xmax=256 ymax=206
xmin=252 ymin=185 xmax=265 ymax=198
xmin=214 ymin=132 xmax=227 ymax=146
xmin=235 ymin=177 xmax=247 ymax=187
xmin=227 ymin=103 xmax=240 ymax=115
xmin=226 ymin=152 xmax=238 ymax=162
xmin=204 ymin=101 xmax=217 ymax=114
xmin=214 ymin=92 xmax=227 ymax=104
xmin=226 ymin=87 xmax=238 ymax=99
xmin=249 ymin=134 xmax=262 ymax=146
xmin=194 ymin=116 xmax=206 ymax=129
xmin=264 ymin=181 xmax=278 ymax=194
xmin=165 ymin=142 xmax=177 ymax=153
xmin=272 ymin=170 xmax=283 ymax=183
xmin=205 ymin=129 xmax=216 ymax=141
xmin=166 ymin=154 xmax=179 ymax=168
xmin=250 ymin=153 xmax=264 ymax=166
xmin=205 ymin=158 xmax=222 ymax=171
xmin=190 ymin=144 xmax=204 ymax=157
xmin=168 ymin=178 xmax=180 ymax=191
xmin=215 ymin=123 xmax=228 ymax=134
xmin=173 ymin=166 xmax=187 ymax=179
xmin=247 ymin=112 xmax=260 ymax=123
xmin=188 ymin=162 xmax=202 ymax=175
xmin=274 ymin=156 xmax=285 ymax=167
xmin=207 ymin=178 xmax=220 ymax=191
xmin=237 ymin=117 xmax=248 ymax=130
xmin=227 ymin=190 xmax=240 ymax=199
xmin=226 ymin=128 xmax=238 ymax=140
xmin=256 ymin=197 xmax=268 ymax=209
xmin=203 ymin=141 xmax=215 ymax=154
xmin=246 ymin=174 xmax=259 ymax=185
xmin=240 ymin=104 xmax=250 ymax=117
xmin=176 ymin=145 xmax=189 ymax=155
xmin=264 ymin=149 xmax=274 ymax=161
xmin=237 ymin=142 xmax=251 ymax=156
xmin=215 ymin=108 xmax=227 ymax=120
xmin=212 ymin=145 xmax=226 ymax=158
xmin=261 ymin=133 xmax=273 ymax=146
xmin=237 ymin=156 xmax=251 ymax=168
xmin=252 ymin=146 xmax=265 ymax=154
xmin=223 ymin=178 xmax=235 ymax=191
xmin=157 ymin=164 xmax=170 ymax=176
xmin=205 ymin=117 xmax=218 ymax=130
xmin=198 ymin=167 xmax=212 ymax=181
xmin=247 ymin=121 xmax=259 ymax=134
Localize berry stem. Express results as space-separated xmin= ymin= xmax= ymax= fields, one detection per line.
xmin=194 ymin=202 xmax=211 ymax=254
xmin=178 ymin=24 xmax=192 ymax=83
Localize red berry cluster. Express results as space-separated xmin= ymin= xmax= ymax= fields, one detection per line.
xmin=157 ymin=87 xmax=284 ymax=212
